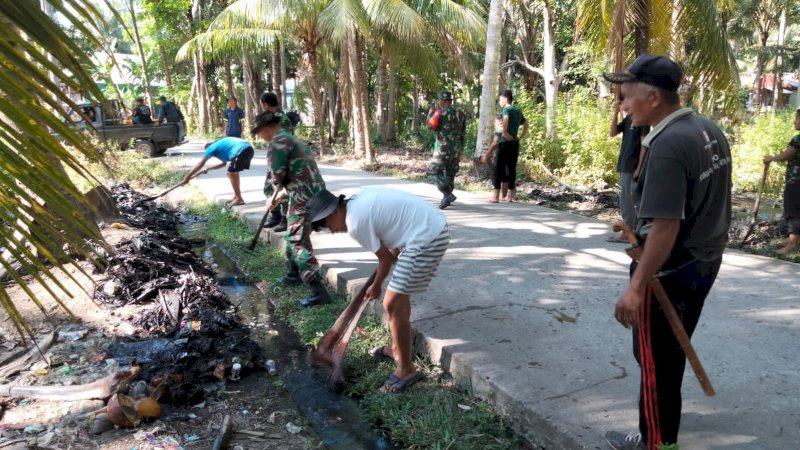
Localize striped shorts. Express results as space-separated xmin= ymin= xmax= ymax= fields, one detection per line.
xmin=387 ymin=225 xmax=450 ymax=295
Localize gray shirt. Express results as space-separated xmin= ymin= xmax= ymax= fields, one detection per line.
xmin=633 ymin=108 xmax=732 ymax=262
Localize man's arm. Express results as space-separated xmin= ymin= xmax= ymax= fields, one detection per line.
xmin=614 ymin=218 xmax=680 ymax=328
xmin=518 ymin=121 xmax=528 ymax=141
xmin=764 ymin=145 xmax=797 ymax=163
xmin=269 ymin=144 xmax=289 ymax=188
xmin=501 ymin=115 xmax=513 ymax=141
xmin=610 ymin=101 xmax=622 ymax=137
xmin=181 ymin=157 xmax=212 ymax=184
xmin=365 ymin=245 xmax=396 ymax=300
xmin=482 ymin=136 xmax=500 ymax=163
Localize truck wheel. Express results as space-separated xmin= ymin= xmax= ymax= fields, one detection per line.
xmin=134 ymin=139 xmax=157 ymax=157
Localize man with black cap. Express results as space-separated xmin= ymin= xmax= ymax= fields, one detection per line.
xmin=251 ymin=111 xmax=330 ymax=307
xmin=426 ymin=90 xmax=466 ymax=209
xmin=602 ymin=54 xmax=732 ymax=450
xmin=156 ymin=95 xmax=185 ymax=142
xmin=259 ymin=91 xmax=294 ymax=232
xmin=307 ymin=188 xmax=449 ymax=393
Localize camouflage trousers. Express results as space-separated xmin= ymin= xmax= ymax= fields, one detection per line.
xmin=284 ymin=205 xmax=321 ymax=284
xmin=427 ymin=149 xmax=460 ymax=195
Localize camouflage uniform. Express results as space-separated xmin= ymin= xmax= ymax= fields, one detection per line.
xmin=267 ymin=129 xmax=326 ymax=283
xmin=263 ymin=110 xmax=295 ymax=216
xmin=427 ymin=98 xmax=466 ymax=198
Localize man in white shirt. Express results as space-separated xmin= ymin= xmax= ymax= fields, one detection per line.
xmin=307 ymin=188 xmax=450 ymax=393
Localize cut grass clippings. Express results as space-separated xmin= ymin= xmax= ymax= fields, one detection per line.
xmin=189 ymin=201 xmax=527 ymax=450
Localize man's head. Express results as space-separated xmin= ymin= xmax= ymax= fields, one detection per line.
xmin=603 ymin=54 xmax=682 ymax=126
xmin=135 ymin=97 xmax=145 ymax=105
xmin=227 ymin=96 xmax=238 ymax=109
xmin=250 ymin=111 xmax=282 ymax=141
xmin=437 ymin=90 xmax=453 ymax=108
xmin=260 ymin=92 xmax=279 ymax=112
xmin=159 ymin=95 xmax=167 ymax=102
xmin=307 ymin=189 xmax=348 ymax=233
xmin=499 ymin=90 xmax=513 ymax=107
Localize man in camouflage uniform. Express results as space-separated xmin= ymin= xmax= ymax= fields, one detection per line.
xmin=427 ymin=90 xmax=466 ymax=209
xmin=251 ymin=111 xmax=330 ymax=307
xmin=260 ymin=92 xmax=293 ymax=232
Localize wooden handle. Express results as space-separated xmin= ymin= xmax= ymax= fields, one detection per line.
xmin=611 ymin=221 xmax=716 ymax=396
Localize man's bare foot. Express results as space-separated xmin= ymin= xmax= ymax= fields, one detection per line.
xmin=775 ymin=235 xmax=798 ymax=255
xmin=227 ymin=198 xmax=246 ymax=207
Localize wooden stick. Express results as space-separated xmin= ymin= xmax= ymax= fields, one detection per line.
xmin=612 ymin=221 xmax=716 ymax=396
xmin=741 ymin=162 xmax=771 ymax=246
xmin=132 ymin=171 xmax=203 ymax=207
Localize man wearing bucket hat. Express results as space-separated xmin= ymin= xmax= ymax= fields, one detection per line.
xmin=251 ymin=111 xmax=330 ymax=307
xmin=307 ymin=188 xmax=450 ymax=393
xmin=426 ymin=90 xmax=466 ymax=209
xmin=602 ymin=54 xmax=732 ymax=450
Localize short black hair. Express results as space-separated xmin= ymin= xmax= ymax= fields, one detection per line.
xmin=135 ymin=97 xmax=145 ymax=104
xmin=500 ymin=90 xmax=513 ymax=103
xmin=260 ymin=92 xmax=279 ymax=107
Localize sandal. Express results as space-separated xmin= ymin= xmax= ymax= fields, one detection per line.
xmin=380 ymin=372 xmax=425 ymax=394
xmin=368 ymin=345 xmax=396 ymax=363
xmin=227 ymin=199 xmax=246 ymax=207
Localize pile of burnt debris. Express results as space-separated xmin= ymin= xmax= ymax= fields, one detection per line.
xmin=526 ymin=184 xmax=620 ymax=210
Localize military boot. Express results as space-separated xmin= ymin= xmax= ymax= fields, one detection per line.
xmin=299 ymin=280 xmax=331 ymax=307
xmin=264 ymin=209 xmax=282 ymax=229
xmin=276 ymin=260 xmax=301 ymax=286
xmin=439 ymin=192 xmax=457 ymax=209
xmin=273 ymin=216 xmax=288 ymax=233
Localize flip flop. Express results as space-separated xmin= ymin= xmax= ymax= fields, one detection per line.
xmin=227 ymin=200 xmax=246 ymax=207
xmin=368 ymin=345 xmax=396 ymax=364
xmin=484 ymin=198 xmax=499 ymax=203
xmin=381 ymin=372 xmax=425 ymax=394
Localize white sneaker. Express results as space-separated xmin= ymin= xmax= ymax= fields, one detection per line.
xmin=605 ymin=430 xmax=646 ymax=450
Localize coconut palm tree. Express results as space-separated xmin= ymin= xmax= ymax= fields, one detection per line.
xmin=0 ymin=1 xmax=110 ymax=339
xmin=577 ymin=0 xmax=741 ymax=114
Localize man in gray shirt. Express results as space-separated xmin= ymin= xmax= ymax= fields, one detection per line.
xmin=602 ymin=54 xmax=732 ymax=450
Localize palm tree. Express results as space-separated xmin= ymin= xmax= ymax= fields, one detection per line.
xmin=0 ymin=1 xmax=110 ymax=339
xmin=577 ymin=0 xmax=741 ymax=114
xmin=475 ymin=0 xmax=504 ymax=157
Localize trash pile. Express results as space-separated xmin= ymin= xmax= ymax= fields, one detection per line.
xmin=526 ymin=184 xmax=620 ymax=211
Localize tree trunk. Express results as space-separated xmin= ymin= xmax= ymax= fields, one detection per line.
xmin=772 ymin=8 xmax=787 ymax=112
xmin=304 ymin=45 xmax=326 ymax=148
xmin=411 ymin=74 xmax=420 ymax=134
xmin=326 ymin=80 xmax=339 ymax=143
xmin=356 ymin=33 xmax=373 ymax=162
xmin=128 ymin=0 xmax=153 ymax=108
xmin=375 ymin=49 xmax=387 ymax=142
xmin=242 ymin=53 xmax=256 ymax=127
xmin=475 ymin=0 xmax=504 ymax=157
xmin=281 ymin=42 xmax=288 ymax=110
xmin=346 ymin=31 xmax=372 ymax=161
xmin=542 ymin=1 xmax=558 ymax=140
xmin=209 ymin=81 xmax=221 ymax=130
xmin=752 ymin=31 xmax=769 ymax=113
xmin=187 ymin=73 xmax=197 ymax=132
xmin=159 ymin=45 xmax=173 ymax=95
xmin=387 ymin=55 xmax=397 ymax=142
xmin=224 ymin=58 xmax=236 ymax=98
xmin=271 ymin=43 xmax=282 ymax=103
xmin=193 ymin=54 xmax=209 ymax=133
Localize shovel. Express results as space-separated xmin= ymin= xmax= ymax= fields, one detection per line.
xmin=133 ymin=172 xmax=203 ymax=207
xmin=741 ymin=162 xmax=770 ymax=246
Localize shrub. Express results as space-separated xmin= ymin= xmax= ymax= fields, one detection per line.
xmin=730 ymin=112 xmax=797 ymax=193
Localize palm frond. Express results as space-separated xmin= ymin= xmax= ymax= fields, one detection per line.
xmin=177 ymin=28 xmax=281 ymax=62
xmin=425 ymin=0 xmax=487 ymax=50
xmin=319 ymin=0 xmax=369 ymax=44
xmin=364 ymin=0 xmax=426 ymax=43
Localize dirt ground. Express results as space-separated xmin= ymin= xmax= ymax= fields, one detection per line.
xmin=0 ymin=219 xmax=313 ymax=449
xmin=319 ymin=147 xmax=797 ymax=262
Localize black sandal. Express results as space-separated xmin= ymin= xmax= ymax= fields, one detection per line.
xmin=368 ymin=345 xmax=395 ymax=363
xmin=381 ymin=372 xmax=425 ymax=394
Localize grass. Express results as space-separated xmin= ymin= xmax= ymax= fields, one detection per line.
xmin=187 ymin=201 xmax=527 ymax=450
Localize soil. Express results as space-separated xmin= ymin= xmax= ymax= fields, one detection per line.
xmin=0 ymin=186 xmax=314 ymax=450
xmin=319 ymin=147 xmax=798 ymax=263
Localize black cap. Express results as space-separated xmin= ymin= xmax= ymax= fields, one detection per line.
xmin=260 ymin=92 xmax=279 ymax=107
xmin=159 ymin=95 xmax=167 ymax=102
xmin=438 ymin=90 xmax=453 ymax=100
xmin=603 ymin=54 xmax=682 ymax=91
xmin=307 ymin=189 xmax=341 ymax=224
xmin=250 ymin=111 xmax=281 ymax=135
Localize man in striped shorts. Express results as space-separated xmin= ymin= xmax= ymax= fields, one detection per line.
xmin=307 ymin=188 xmax=450 ymax=394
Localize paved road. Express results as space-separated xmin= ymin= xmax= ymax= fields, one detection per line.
xmin=164 ymin=141 xmax=800 ymax=449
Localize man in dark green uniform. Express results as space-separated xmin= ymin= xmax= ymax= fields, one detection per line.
xmin=426 ymin=90 xmax=466 ymax=209
xmin=260 ymin=92 xmax=293 ymax=232
xmin=251 ymin=111 xmax=330 ymax=307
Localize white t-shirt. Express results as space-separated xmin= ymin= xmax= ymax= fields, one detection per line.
xmin=346 ymin=189 xmax=447 ymax=253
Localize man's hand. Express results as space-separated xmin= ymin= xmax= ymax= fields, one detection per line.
xmin=763 ymin=156 xmax=773 ymax=164
xmin=481 ymin=154 xmax=489 ymax=164
xmin=365 ymin=282 xmax=382 ymax=301
xmin=615 ymin=286 xmax=645 ymax=329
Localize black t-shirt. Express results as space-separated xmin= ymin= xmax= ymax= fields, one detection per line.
xmin=133 ymin=105 xmax=153 ymax=124
xmin=633 ymin=109 xmax=732 ymax=262
xmin=616 ymin=115 xmax=649 ymax=173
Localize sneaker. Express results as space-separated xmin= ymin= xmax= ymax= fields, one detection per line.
xmin=439 ymin=193 xmax=457 ymax=209
xmin=605 ymin=431 xmax=645 ymax=450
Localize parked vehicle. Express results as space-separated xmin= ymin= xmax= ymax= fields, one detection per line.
xmin=69 ymin=100 xmax=185 ymax=156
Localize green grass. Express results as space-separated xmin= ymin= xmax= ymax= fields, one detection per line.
xmin=189 ymin=202 xmax=527 ymax=450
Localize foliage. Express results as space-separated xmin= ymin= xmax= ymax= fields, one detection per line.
xmin=730 ymin=111 xmax=798 ymax=192
xmin=192 ymin=204 xmax=525 ymax=450
xmin=0 ymin=1 xmax=111 ymax=338
xmin=517 ymin=88 xmax=621 ymax=188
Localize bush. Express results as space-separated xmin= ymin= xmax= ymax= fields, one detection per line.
xmin=516 ymin=88 xmax=620 ymax=188
xmin=730 ymin=112 xmax=797 ymax=193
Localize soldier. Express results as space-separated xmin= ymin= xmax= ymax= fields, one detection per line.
xmin=260 ymin=92 xmax=293 ymax=232
xmin=251 ymin=111 xmax=330 ymax=307
xmin=426 ymin=90 xmax=466 ymax=209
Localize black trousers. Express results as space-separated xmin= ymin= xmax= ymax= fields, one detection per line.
xmin=492 ymin=140 xmax=520 ymax=190
xmin=630 ymin=256 xmax=722 ymax=449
